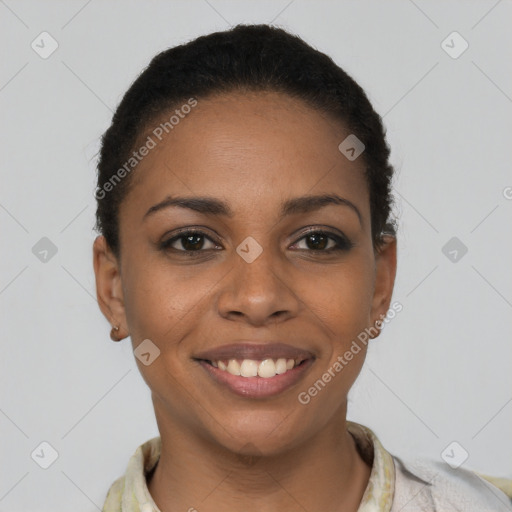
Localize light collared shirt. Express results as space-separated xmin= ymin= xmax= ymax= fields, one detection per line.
xmin=102 ymin=421 xmax=512 ymax=511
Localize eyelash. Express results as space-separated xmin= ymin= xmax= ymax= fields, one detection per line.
xmin=159 ymin=228 xmax=354 ymax=255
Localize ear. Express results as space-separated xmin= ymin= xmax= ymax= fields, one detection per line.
xmin=93 ymin=235 xmax=127 ymax=336
xmin=369 ymin=235 xmax=397 ymax=338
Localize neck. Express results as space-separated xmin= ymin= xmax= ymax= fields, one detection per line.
xmin=147 ymin=405 xmax=371 ymax=512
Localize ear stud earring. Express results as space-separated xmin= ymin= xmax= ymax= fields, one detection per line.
xmin=110 ymin=325 xmax=121 ymax=342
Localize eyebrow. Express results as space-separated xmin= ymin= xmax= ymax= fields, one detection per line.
xmin=143 ymin=193 xmax=362 ymax=226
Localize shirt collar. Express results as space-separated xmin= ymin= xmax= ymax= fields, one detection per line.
xmin=102 ymin=421 xmax=395 ymax=512
xmin=347 ymin=421 xmax=395 ymax=511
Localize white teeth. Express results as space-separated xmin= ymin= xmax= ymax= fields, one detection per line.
xmin=227 ymin=359 xmax=241 ymax=376
xmin=240 ymin=359 xmax=259 ymax=377
xmin=275 ymin=358 xmax=287 ymax=374
xmin=212 ymin=358 xmax=299 ymax=378
xmin=258 ymin=359 xmax=276 ymax=378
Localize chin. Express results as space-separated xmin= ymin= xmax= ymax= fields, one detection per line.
xmin=207 ymin=411 xmax=304 ymax=457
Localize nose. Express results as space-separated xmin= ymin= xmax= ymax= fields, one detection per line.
xmin=216 ymin=245 xmax=301 ymax=327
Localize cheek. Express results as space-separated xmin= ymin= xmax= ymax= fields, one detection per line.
xmin=121 ymin=263 xmax=207 ymax=405
xmin=121 ymin=253 xmax=206 ymax=344
xmin=293 ymin=264 xmax=373 ymax=415
xmin=294 ymin=255 xmax=375 ymax=394
xmin=297 ymin=259 xmax=375 ymax=339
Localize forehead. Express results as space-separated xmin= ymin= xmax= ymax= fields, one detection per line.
xmin=122 ymin=91 xmax=369 ymax=220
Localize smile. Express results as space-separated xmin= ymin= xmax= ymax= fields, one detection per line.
xmin=208 ymin=357 xmax=304 ymax=378
xmin=197 ymin=358 xmax=314 ymax=398
xmin=193 ymin=342 xmax=315 ymax=399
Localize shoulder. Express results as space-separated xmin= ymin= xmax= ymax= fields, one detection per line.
xmin=391 ymin=455 xmax=512 ymax=512
xmin=101 ymin=474 xmax=125 ymax=512
xmin=101 ymin=437 xmax=161 ymax=512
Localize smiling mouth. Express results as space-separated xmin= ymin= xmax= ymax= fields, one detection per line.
xmin=199 ymin=357 xmax=308 ymax=379
xmin=193 ymin=342 xmax=315 ymax=398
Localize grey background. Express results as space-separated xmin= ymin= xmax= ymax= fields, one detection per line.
xmin=1 ymin=0 xmax=511 ymax=510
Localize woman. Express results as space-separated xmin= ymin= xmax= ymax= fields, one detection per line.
xmin=93 ymin=24 xmax=511 ymax=512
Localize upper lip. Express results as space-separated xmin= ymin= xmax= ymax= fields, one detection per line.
xmin=194 ymin=342 xmax=315 ymax=362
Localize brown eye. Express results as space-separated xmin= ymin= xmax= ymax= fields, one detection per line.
xmin=160 ymin=230 xmax=219 ymax=252
xmin=291 ymin=230 xmax=353 ymax=252
xmin=302 ymin=232 xmax=331 ymax=250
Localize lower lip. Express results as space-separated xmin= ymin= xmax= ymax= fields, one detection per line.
xmin=197 ymin=359 xmax=314 ymax=399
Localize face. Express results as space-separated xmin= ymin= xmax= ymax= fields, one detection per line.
xmin=94 ymin=91 xmax=396 ymax=456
